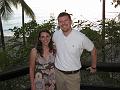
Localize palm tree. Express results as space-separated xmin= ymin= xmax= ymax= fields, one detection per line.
xmin=99 ymin=0 xmax=106 ymax=61
xmin=0 ymin=0 xmax=35 ymax=50
xmin=0 ymin=16 xmax=5 ymax=50
xmin=14 ymin=0 xmax=35 ymax=46
xmin=102 ymin=0 xmax=106 ymax=62
xmin=0 ymin=0 xmax=13 ymax=50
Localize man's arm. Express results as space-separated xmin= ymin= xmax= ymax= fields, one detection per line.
xmin=91 ymin=47 xmax=97 ymax=69
xmin=87 ymin=47 xmax=97 ymax=73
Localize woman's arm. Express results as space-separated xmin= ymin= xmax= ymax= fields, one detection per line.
xmin=29 ymin=48 xmax=37 ymax=90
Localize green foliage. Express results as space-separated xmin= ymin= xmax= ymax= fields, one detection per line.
xmin=0 ymin=51 xmax=11 ymax=71
xmin=0 ymin=17 xmax=120 ymax=89
xmin=0 ymin=18 xmax=56 ymax=71
xmin=104 ymin=19 xmax=120 ymax=62
xmin=1 ymin=17 xmax=119 ymax=70
xmin=80 ymin=23 xmax=102 ymax=62
xmin=26 ymin=19 xmax=55 ymax=46
xmin=0 ymin=18 xmax=56 ymax=89
xmin=105 ymin=19 xmax=120 ymax=45
xmin=81 ymin=26 xmax=101 ymax=49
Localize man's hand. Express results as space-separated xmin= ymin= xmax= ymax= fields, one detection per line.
xmin=86 ymin=66 xmax=96 ymax=73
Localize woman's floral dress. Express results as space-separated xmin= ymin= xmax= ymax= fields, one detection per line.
xmin=35 ymin=53 xmax=56 ymax=90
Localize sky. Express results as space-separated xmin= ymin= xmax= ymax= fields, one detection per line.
xmin=23 ymin=0 xmax=120 ymax=21
xmin=2 ymin=0 xmax=120 ymax=36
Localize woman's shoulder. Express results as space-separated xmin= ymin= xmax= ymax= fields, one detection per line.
xmin=29 ymin=48 xmax=38 ymax=62
xmin=30 ymin=48 xmax=37 ymax=55
xmin=31 ymin=48 xmax=37 ymax=52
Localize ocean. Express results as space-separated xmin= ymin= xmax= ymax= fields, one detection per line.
xmin=2 ymin=11 xmax=52 ymax=36
xmin=2 ymin=13 xmax=43 ymax=36
xmin=2 ymin=13 xmax=30 ymax=36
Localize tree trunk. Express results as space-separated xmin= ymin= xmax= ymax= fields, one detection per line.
xmin=102 ymin=0 xmax=106 ymax=62
xmin=22 ymin=7 xmax=26 ymax=46
xmin=0 ymin=16 xmax=5 ymax=50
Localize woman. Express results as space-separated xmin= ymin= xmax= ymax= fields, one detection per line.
xmin=29 ymin=30 xmax=56 ymax=90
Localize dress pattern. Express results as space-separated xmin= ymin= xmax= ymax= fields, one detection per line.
xmin=35 ymin=53 xmax=56 ymax=90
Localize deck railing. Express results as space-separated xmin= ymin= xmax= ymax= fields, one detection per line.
xmin=0 ymin=63 xmax=120 ymax=90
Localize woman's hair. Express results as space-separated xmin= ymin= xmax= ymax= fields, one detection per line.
xmin=36 ymin=30 xmax=54 ymax=57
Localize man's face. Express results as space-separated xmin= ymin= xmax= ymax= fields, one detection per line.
xmin=58 ymin=15 xmax=72 ymax=32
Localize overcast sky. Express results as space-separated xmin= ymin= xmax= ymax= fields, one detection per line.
xmin=3 ymin=0 xmax=120 ymax=36
xmin=22 ymin=0 xmax=120 ymax=21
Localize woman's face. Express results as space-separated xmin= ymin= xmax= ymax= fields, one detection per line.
xmin=39 ymin=32 xmax=51 ymax=46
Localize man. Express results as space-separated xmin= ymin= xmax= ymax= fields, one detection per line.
xmin=52 ymin=12 xmax=97 ymax=90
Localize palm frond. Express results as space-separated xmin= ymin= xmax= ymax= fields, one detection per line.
xmin=8 ymin=0 xmax=19 ymax=8
xmin=0 ymin=0 xmax=13 ymax=20
xmin=19 ymin=0 xmax=35 ymax=20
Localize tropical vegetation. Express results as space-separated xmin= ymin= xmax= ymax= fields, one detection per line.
xmin=0 ymin=0 xmax=35 ymax=51
xmin=0 ymin=15 xmax=120 ymax=89
xmin=0 ymin=0 xmax=120 ymax=89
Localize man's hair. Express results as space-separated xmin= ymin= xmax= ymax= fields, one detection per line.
xmin=57 ymin=12 xmax=71 ymax=20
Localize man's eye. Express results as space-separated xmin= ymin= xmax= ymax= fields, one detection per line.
xmin=46 ymin=36 xmax=50 ymax=38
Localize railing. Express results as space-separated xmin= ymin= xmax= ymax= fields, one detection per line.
xmin=0 ymin=63 xmax=120 ymax=90
xmin=0 ymin=66 xmax=28 ymax=81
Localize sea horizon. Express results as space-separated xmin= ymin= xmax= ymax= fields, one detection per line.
xmin=2 ymin=10 xmax=53 ymax=36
